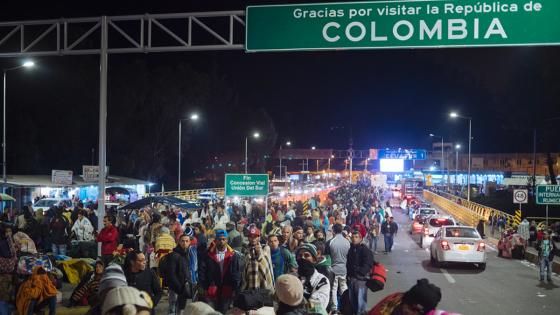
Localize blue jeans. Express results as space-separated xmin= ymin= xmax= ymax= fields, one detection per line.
xmin=52 ymin=244 xmax=67 ymax=256
xmin=168 ymin=290 xmax=178 ymax=315
xmin=540 ymin=258 xmax=552 ymax=281
xmin=348 ymin=279 xmax=367 ymax=315
xmin=28 ymin=297 xmax=56 ymax=315
xmin=384 ymin=234 xmax=394 ymax=252
xmin=368 ymin=235 xmax=378 ymax=252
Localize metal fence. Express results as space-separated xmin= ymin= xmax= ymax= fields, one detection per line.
xmin=148 ymin=188 xmax=225 ymax=200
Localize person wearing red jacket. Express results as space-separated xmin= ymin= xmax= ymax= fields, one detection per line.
xmin=96 ymin=215 xmax=119 ymax=265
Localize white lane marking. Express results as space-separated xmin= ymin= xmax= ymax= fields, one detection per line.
xmin=537 ymin=292 xmax=546 ymax=298
xmin=486 ymin=244 xmax=498 ymax=252
xmin=441 ymin=268 xmax=456 ymax=284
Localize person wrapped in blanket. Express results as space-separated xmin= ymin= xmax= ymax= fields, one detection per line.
xmin=16 ymin=266 xmax=58 ymax=315
xmin=67 ymin=260 xmax=105 ymax=307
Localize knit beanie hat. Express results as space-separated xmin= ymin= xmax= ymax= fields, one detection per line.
xmin=184 ymin=226 xmax=194 ymax=238
xmin=99 ymin=263 xmax=127 ymax=293
xmin=275 ymin=274 xmax=304 ymax=307
xmin=296 ymin=243 xmax=318 ymax=260
xmin=160 ymin=227 xmax=170 ymax=235
xmin=403 ymin=279 xmax=442 ymax=313
xmin=101 ymin=286 xmax=153 ymax=315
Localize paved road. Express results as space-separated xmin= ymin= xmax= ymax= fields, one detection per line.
xmin=367 ymin=206 xmax=560 ymax=315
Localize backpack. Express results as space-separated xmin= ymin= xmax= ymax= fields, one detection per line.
xmin=366 ymin=262 xmax=387 ymax=292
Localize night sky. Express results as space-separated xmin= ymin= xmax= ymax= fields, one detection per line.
xmin=1 ymin=0 xmax=559 ymax=187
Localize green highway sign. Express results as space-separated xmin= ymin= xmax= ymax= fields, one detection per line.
xmin=246 ymin=0 xmax=560 ymax=52
xmin=536 ymin=185 xmax=560 ymax=205
xmin=225 ymin=174 xmax=269 ymax=196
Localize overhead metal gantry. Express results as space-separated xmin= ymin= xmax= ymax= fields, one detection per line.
xmin=0 ymin=11 xmax=246 ymax=57
xmin=0 ymin=11 xmax=246 ymax=234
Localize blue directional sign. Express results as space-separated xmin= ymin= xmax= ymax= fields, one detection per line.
xmin=378 ymin=149 xmax=427 ymax=160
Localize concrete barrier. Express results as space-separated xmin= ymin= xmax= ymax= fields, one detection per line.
xmin=423 ymin=190 xmax=482 ymax=227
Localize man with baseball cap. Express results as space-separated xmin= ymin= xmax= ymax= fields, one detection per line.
xmin=296 ymin=243 xmax=330 ymax=312
xmin=241 ymin=226 xmax=274 ymax=291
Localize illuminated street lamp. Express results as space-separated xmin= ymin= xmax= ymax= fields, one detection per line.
xmin=178 ymin=113 xmax=200 ymax=190
xmin=245 ymin=131 xmax=260 ymax=174
xmin=450 ymin=112 xmax=473 ymax=201
xmin=279 ymin=140 xmax=292 ymax=179
xmin=3 ymin=60 xmax=35 ymax=187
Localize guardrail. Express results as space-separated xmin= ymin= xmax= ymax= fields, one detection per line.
xmin=148 ymin=188 xmax=225 ymax=200
xmin=425 ymin=189 xmax=519 ymax=228
xmin=423 ymin=190 xmax=484 ymax=227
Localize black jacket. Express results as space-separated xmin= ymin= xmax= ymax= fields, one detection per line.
xmin=346 ymin=243 xmax=374 ymax=280
xmin=49 ymin=215 xmax=70 ymax=245
xmin=125 ymin=268 xmax=162 ymax=306
xmin=198 ymin=245 xmax=241 ymax=292
xmin=161 ymin=246 xmax=192 ymax=310
xmin=381 ymin=221 xmax=398 ymax=235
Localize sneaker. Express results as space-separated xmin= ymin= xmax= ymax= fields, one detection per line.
xmin=547 ymin=278 xmax=553 ymax=283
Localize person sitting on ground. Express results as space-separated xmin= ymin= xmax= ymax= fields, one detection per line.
xmin=68 ymin=260 xmax=105 ymax=307
xmin=12 ymin=230 xmax=38 ymax=255
xmin=16 ymin=266 xmax=58 ymax=315
xmin=368 ymin=278 xmax=442 ymax=315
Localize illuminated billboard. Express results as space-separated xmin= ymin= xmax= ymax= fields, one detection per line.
xmin=380 ymin=159 xmax=404 ymax=173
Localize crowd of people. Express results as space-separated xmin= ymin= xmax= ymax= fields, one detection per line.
xmin=0 ymin=183 xmax=464 ymax=315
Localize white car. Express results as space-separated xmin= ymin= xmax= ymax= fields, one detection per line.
xmin=420 ymin=216 xmax=457 ymax=248
xmin=412 ymin=207 xmax=438 ymax=221
xmin=430 ymin=225 xmax=487 ymax=270
xmin=32 ymin=198 xmax=73 ymax=212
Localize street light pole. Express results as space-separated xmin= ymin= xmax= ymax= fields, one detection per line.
xmin=450 ymin=112 xmax=473 ymax=202
xmin=467 ymin=118 xmax=472 ymax=202
xmin=178 ymin=120 xmax=182 ymax=190
xmin=2 ymin=70 xmax=6 ymax=187
xmin=245 ymin=132 xmax=260 ymax=174
xmin=245 ymin=136 xmax=248 ymax=174
xmin=455 ymin=144 xmax=461 ymax=185
xmin=177 ymin=113 xmax=199 ymax=191
xmin=2 ymin=61 xmax=35 ymax=187
xmin=441 ymin=137 xmax=444 ymax=183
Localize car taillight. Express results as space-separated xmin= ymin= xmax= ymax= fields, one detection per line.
xmin=424 ymin=228 xmax=429 ymax=235
xmin=441 ymin=240 xmax=450 ymax=250
xmin=477 ymin=242 xmax=486 ymax=252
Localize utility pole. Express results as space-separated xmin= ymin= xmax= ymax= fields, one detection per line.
xmin=348 ymin=137 xmax=354 ymax=184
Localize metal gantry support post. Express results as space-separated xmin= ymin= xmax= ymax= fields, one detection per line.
xmin=178 ymin=120 xmax=182 ymax=190
xmin=97 ymin=16 xmax=108 ymax=253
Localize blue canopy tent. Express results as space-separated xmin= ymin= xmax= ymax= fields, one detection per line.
xmin=119 ymin=196 xmax=200 ymax=210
